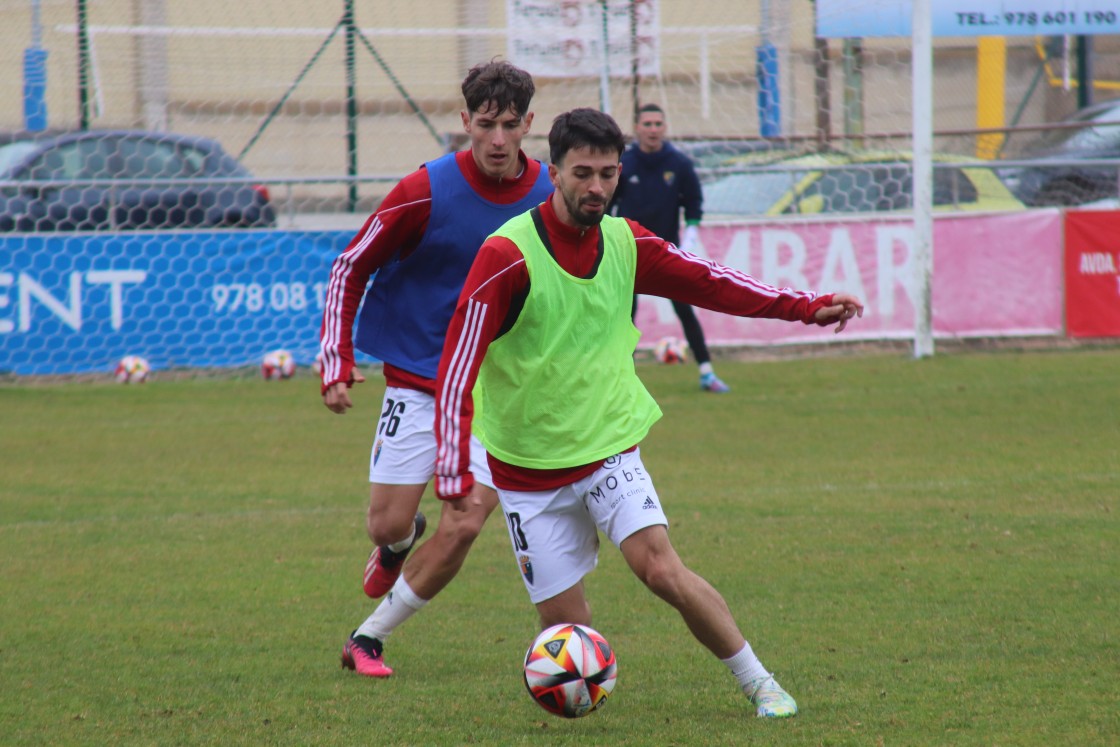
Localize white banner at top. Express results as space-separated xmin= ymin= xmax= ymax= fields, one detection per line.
xmin=506 ymin=0 xmax=660 ymax=79
xmin=816 ymin=0 xmax=1120 ymax=38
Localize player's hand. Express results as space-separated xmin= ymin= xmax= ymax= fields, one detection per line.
xmin=445 ymin=495 xmax=470 ymax=514
xmin=322 ymin=369 xmax=366 ymax=413
xmin=447 ymin=482 xmax=486 ymax=514
xmin=815 ymin=293 xmax=864 ymax=333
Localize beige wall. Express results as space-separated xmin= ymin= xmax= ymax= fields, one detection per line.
xmin=2 ymin=1 xmax=1117 ymax=207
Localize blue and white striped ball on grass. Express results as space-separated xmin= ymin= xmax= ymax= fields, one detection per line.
xmin=523 ymin=623 xmax=617 ymax=718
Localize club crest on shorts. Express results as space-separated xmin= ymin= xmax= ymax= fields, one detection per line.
xmin=373 ymin=438 xmax=384 ymax=465
xmin=519 ymin=554 xmax=534 ymax=585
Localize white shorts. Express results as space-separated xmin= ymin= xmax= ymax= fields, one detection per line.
xmin=497 ymin=449 xmax=668 ymax=603
xmin=369 ymin=387 xmax=493 ymax=488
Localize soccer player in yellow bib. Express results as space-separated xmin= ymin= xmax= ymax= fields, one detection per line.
xmin=434 ymin=108 xmax=863 ymax=718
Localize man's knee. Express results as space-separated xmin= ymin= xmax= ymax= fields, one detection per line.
xmin=367 ymin=510 xmax=414 ymax=546
xmin=636 ymin=554 xmax=690 ymax=603
xmin=365 ymin=490 xmax=422 ymax=546
xmin=624 ymin=534 xmax=690 ymax=604
xmin=433 ymin=500 xmax=493 ymax=551
xmin=435 ymin=513 xmax=484 ymax=550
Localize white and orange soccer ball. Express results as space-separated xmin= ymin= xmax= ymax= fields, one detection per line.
xmin=653 ymin=336 xmax=688 ymax=364
xmin=523 ymin=623 xmax=617 ymax=718
xmin=114 ymin=355 xmax=151 ymax=384
xmin=260 ymin=349 xmax=296 ymax=380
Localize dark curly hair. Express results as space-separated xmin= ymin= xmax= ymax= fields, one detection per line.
xmin=548 ymin=108 xmax=626 ymax=165
xmin=461 ymin=60 xmax=535 ymax=118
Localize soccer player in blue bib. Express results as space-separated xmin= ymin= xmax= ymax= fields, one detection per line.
xmin=319 ymin=61 xmax=553 ymax=677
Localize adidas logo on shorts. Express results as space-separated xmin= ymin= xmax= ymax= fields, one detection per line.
xmin=642 ymin=497 xmax=657 ymax=510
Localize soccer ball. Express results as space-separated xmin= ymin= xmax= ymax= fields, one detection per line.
xmin=523 ymin=623 xmax=617 ymax=718
xmin=653 ymin=336 xmax=688 ymax=364
xmin=260 ymin=350 xmax=296 ymax=380
xmin=114 ymin=355 xmax=151 ymax=384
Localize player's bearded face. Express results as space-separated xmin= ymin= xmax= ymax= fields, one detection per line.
xmin=552 ymin=147 xmax=620 ymax=228
xmin=463 ymin=103 xmax=533 ymax=180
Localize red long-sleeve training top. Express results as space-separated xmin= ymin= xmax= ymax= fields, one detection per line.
xmin=434 ymin=195 xmax=838 ymax=500
xmin=318 ymin=150 xmax=545 ymax=396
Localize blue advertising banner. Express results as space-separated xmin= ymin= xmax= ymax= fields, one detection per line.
xmin=1 ymin=230 xmax=366 ymax=376
xmin=816 ymin=0 xmax=1120 ymax=38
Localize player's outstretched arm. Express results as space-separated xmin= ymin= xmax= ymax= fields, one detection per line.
xmin=813 ymin=293 xmax=864 ymax=333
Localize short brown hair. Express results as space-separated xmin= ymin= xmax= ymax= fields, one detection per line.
xmin=461 ymin=60 xmax=535 ymax=118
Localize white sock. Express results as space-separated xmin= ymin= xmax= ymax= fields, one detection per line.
xmin=356 ymin=575 xmax=428 ymax=642
xmin=721 ymin=641 xmax=770 ymax=688
xmin=386 ymin=524 xmax=416 ymax=553
xmin=698 ymin=362 xmax=714 ymax=376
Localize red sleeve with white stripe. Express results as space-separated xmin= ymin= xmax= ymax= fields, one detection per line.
xmin=628 ymin=219 xmax=835 ymax=323
xmin=434 ymin=236 xmax=528 ymax=500
xmin=318 ymin=170 xmax=432 ymax=394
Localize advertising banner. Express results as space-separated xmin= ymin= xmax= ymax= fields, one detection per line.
xmin=635 ymin=210 xmax=1064 ymax=346
xmin=507 ymin=0 xmax=660 ymax=78
xmin=1 ymin=230 xmax=352 ymax=376
xmin=2 ymin=211 xmax=1068 ymax=376
xmin=1064 ymin=209 xmax=1120 ymax=338
xmin=815 ymin=0 xmax=1120 ymax=38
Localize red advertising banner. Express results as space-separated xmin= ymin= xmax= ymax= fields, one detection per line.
xmin=1065 ymin=210 xmax=1120 ymax=338
xmin=635 ymin=210 xmax=1065 ymax=347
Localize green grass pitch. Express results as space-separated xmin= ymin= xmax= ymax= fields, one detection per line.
xmin=1 ymin=349 xmax=1118 ymax=746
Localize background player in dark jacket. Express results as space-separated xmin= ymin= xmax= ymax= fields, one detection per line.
xmin=611 ymin=103 xmax=730 ymax=393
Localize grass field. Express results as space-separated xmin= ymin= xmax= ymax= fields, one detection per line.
xmin=2 ymin=349 xmax=1118 ymax=746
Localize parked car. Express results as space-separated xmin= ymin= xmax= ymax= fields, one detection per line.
xmin=0 ymin=130 xmax=275 ymax=231
xmin=701 ymin=150 xmax=1024 ymax=218
xmin=674 ymin=138 xmax=788 ymax=169
xmin=999 ymin=98 xmax=1120 ymax=206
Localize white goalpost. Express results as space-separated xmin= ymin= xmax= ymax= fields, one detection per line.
xmin=912 ymin=0 xmax=935 ymax=359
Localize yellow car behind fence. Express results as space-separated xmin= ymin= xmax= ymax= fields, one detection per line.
xmin=702 ymin=150 xmax=1025 ymax=219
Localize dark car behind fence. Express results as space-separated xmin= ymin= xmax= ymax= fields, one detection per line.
xmin=0 ymin=130 xmax=276 ymax=232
